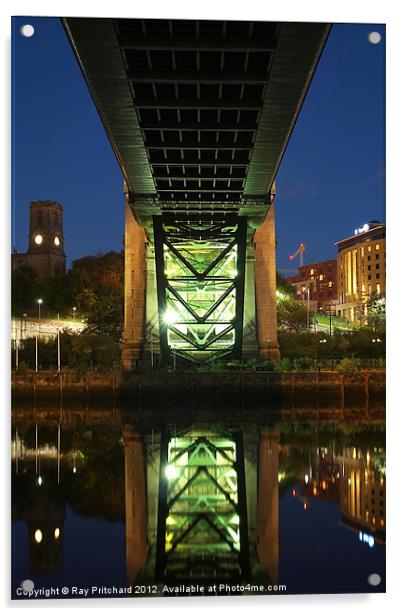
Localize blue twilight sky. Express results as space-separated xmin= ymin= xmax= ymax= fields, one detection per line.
xmin=12 ymin=18 xmax=385 ymax=270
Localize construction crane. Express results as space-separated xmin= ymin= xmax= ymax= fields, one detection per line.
xmin=289 ymin=242 xmax=307 ymax=268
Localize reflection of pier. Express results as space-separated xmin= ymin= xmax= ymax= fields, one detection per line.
xmin=123 ymin=422 xmax=280 ymax=590
xmin=256 ymin=430 xmax=279 ymax=586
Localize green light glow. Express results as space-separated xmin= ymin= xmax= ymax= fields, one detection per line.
xmin=160 ymin=222 xmax=241 ymax=360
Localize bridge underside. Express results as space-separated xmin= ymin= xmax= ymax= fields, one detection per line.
xmin=63 ymin=18 xmax=329 ymax=368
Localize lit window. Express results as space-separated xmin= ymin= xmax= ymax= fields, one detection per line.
xmin=319 ymin=274 xmax=324 ymax=281
xmin=376 ymin=284 xmax=381 ymax=293
xmin=375 ymin=244 xmax=380 ymax=250
xmin=310 ymin=269 xmax=314 ymax=275
xmin=328 ymin=281 xmax=333 ymax=288
xmin=34 ymin=234 xmax=43 ymax=245
xmin=368 ymin=246 xmax=372 ymax=252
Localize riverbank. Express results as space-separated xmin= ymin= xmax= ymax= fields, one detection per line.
xmin=12 ymin=369 xmax=385 ymax=411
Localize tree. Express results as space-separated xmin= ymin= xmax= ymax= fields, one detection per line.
xmin=11 ymin=268 xmax=39 ymax=315
xmin=277 ymin=297 xmax=308 ymax=332
xmin=366 ymin=294 xmax=385 ymax=332
xmin=83 ymin=295 xmax=123 ymax=341
xmin=276 ymin=271 xmax=295 ymax=298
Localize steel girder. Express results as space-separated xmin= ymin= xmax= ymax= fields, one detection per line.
xmin=153 ymin=216 xmax=247 ymax=364
xmin=155 ymin=429 xmax=250 ymax=583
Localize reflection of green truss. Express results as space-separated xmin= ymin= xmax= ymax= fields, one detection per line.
xmin=153 ymin=216 xmax=247 ymax=364
xmin=156 ymin=430 xmax=249 ymax=583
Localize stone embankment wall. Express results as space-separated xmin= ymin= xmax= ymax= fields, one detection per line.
xmin=12 ymin=370 xmax=385 ymax=412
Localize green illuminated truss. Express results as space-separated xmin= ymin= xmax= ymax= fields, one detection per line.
xmin=153 ymin=216 xmax=247 ymax=364
xmin=156 ymin=429 xmax=250 ymax=582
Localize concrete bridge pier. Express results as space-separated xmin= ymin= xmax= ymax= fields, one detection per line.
xmin=122 ymin=202 xmax=147 ymax=371
xmin=254 ymin=202 xmax=281 ymax=362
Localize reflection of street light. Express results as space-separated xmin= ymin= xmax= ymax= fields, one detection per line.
xmin=291 ymin=487 xmax=309 ymax=510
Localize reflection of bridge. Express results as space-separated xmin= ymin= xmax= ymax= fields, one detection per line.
xmin=12 ymin=412 xmax=386 ymax=591
xmin=64 ymin=19 xmax=329 ymax=367
xmin=123 ymin=424 xmax=280 ymax=590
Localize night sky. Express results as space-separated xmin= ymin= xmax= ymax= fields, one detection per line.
xmin=12 ymin=17 xmax=385 ymax=271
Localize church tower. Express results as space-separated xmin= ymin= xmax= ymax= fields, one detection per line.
xmin=26 ymin=201 xmax=66 ymax=277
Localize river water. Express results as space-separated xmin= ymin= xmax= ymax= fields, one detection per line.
xmin=11 ymin=402 xmax=385 ymax=598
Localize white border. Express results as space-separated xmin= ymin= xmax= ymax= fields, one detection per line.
xmin=2 ymin=1 xmax=401 ymax=615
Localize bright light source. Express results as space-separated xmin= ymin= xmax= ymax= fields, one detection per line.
xmin=72 ymin=466 xmax=77 ymax=474
xmin=166 ymin=516 xmax=176 ymax=526
xmin=34 ymin=234 xmax=43 ymax=245
xmin=37 ymin=475 xmax=43 ymax=486
xmin=304 ymin=474 xmax=309 ymax=484
xmin=37 ymin=298 xmax=43 ymax=305
xmin=165 ymin=465 xmax=179 ymax=480
xmin=54 ymin=236 xmax=60 ymax=246
xmin=54 ymin=528 xmax=60 ymax=540
xmin=34 ymin=529 xmax=43 ymax=543
xmin=163 ymin=309 xmax=178 ymax=325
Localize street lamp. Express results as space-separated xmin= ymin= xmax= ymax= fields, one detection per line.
xmin=72 ymin=306 xmax=77 ymax=320
xmin=36 ymin=299 xmax=43 ymax=372
xmin=315 ymin=337 xmax=327 ymax=370
xmin=371 ymin=338 xmax=381 ymax=368
xmin=37 ymin=299 xmax=43 ymax=333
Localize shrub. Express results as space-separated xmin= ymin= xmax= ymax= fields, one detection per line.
xmin=336 ymin=357 xmax=361 ymax=373
xmin=274 ymin=357 xmax=294 ymax=372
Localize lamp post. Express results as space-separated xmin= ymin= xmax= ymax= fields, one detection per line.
xmin=36 ymin=299 xmax=43 ymax=372
xmin=37 ymin=298 xmax=43 ymax=334
xmin=315 ymin=338 xmax=327 ymax=370
xmin=371 ymin=337 xmax=381 ymax=368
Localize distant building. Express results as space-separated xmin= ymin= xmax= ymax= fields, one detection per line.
xmin=336 ymin=221 xmax=385 ymax=321
xmin=12 ymin=201 xmax=66 ymax=278
xmin=287 ymin=259 xmax=337 ymax=308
